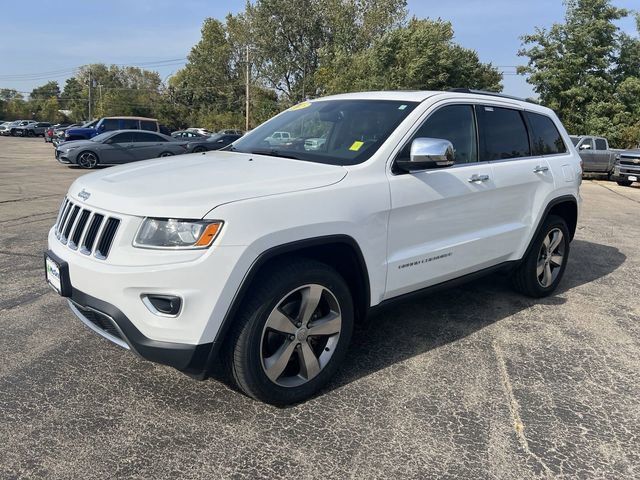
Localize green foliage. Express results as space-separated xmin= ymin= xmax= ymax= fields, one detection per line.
xmin=519 ymin=0 xmax=640 ymax=147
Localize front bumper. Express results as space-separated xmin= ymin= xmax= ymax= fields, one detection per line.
xmin=613 ymin=163 xmax=640 ymax=181
xmin=67 ymin=288 xmax=212 ymax=373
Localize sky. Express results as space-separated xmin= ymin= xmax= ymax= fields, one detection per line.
xmin=0 ymin=0 xmax=637 ymax=99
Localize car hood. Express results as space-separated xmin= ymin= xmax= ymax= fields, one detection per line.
xmin=66 ymin=127 xmax=96 ymax=136
xmin=67 ymin=151 xmax=348 ymax=218
xmin=57 ymin=139 xmax=97 ymax=150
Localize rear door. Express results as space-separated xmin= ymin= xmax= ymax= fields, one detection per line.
xmin=130 ymin=132 xmax=167 ymax=160
xmin=386 ymin=103 xmax=502 ymax=299
xmin=488 ymin=109 xmax=565 ymax=259
xmin=594 ymin=138 xmax=610 ymax=172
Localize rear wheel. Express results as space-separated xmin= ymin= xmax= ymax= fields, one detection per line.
xmin=159 ymin=152 xmax=173 ymax=157
xmin=77 ymin=151 xmax=98 ymax=169
xmin=27 ymin=130 xmax=34 ymax=137
xmin=512 ymin=215 xmax=570 ymax=298
xmin=193 ymin=146 xmax=206 ymax=153
xmin=225 ymin=258 xmax=354 ymax=405
xmin=617 ymin=180 xmax=633 ymax=187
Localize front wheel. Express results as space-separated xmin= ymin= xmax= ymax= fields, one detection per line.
xmin=225 ymin=259 xmax=354 ymax=405
xmin=27 ymin=130 xmax=34 ymax=137
xmin=193 ymin=146 xmax=206 ymax=153
xmin=77 ymin=151 xmax=98 ymax=169
xmin=159 ymin=152 xmax=173 ymax=157
xmin=512 ymin=215 xmax=570 ymax=298
xmin=617 ymin=180 xmax=633 ymax=187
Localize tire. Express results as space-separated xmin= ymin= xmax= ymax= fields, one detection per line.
xmin=77 ymin=151 xmax=99 ymax=169
xmin=224 ymin=258 xmax=354 ymax=405
xmin=159 ymin=152 xmax=173 ymax=157
xmin=193 ymin=146 xmax=206 ymax=153
xmin=512 ymin=214 xmax=570 ymax=298
xmin=27 ymin=130 xmax=34 ymax=137
xmin=617 ymin=180 xmax=633 ymax=187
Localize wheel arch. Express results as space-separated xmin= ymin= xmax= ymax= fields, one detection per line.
xmin=199 ymin=235 xmax=371 ymax=378
xmin=523 ymin=194 xmax=578 ymax=260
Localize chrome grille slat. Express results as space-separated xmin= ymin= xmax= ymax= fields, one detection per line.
xmin=54 ymin=199 xmax=120 ymax=260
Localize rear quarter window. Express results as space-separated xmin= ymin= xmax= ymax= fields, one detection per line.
xmin=141 ymin=120 xmax=157 ymax=131
xmin=525 ymin=112 xmax=567 ymax=155
xmin=120 ymin=119 xmax=139 ymax=129
xmin=595 ymin=138 xmax=607 ymax=150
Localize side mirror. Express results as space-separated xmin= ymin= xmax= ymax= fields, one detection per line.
xmin=396 ymin=138 xmax=455 ymax=172
xmin=579 ymin=143 xmax=591 ymax=150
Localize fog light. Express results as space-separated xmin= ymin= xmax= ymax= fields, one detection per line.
xmin=142 ymin=294 xmax=182 ymax=317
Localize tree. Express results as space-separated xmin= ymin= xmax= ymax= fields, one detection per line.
xmin=519 ymin=0 xmax=630 ymax=138
xmin=319 ymin=19 xmax=502 ymax=93
xmin=30 ymin=81 xmax=60 ymax=100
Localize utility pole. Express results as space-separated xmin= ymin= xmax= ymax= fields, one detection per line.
xmin=88 ymin=70 xmax=92 ymax=120
xmin=98 ymin=84 xmax=103 ymax=114
xmin=245 ymin=45 xmax=250 ymax=132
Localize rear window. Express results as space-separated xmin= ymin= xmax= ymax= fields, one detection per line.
xmin=525 ymin=112 xmax=567 ymax=155
xmin=132 ymin=132 xmax=163 ymax=142
xmin=478 ymin=106 xmax=530 ymax=161
xmin=595 ymin=138 xmax=607 ymax=150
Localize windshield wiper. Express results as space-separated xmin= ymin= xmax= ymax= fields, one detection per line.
xmin=247 ymin=148 xmax=301 ymax=160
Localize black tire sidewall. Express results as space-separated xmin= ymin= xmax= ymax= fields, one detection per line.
xmin=232 ymin=261 xmax=354 ymax=405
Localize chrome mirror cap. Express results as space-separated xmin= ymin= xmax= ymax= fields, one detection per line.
xmin=397 ymin=137 xmax=455 ymax=172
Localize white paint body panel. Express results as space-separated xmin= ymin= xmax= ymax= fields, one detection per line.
xmin=48 ymin=91 xmax=582 ymax=347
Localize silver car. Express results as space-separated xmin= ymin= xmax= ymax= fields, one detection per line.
xmin=56 ymin=130 xmax=188 ymax=169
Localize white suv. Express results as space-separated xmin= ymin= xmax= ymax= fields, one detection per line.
xmin=45 ymin=90 xmax=581 ymax=405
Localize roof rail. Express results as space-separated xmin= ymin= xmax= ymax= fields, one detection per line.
xmin=447 ymin=88 xmax=537 ymax=104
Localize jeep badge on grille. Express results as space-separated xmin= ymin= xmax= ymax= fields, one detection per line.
xmin=78 ymin=189 xmax=91 ymax=201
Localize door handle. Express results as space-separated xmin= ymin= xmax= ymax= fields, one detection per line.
xmin=468 ymin=174 xmax=490 ymax=183
xmin=533 ymin=165 xmax=549 ymax=173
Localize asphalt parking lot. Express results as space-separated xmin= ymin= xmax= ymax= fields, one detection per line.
xmin=1 ymin=136 xmax=639 ymax=479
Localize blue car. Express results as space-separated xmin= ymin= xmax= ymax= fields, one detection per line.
xmin=64 ymin=116 xmax=159 ymax=141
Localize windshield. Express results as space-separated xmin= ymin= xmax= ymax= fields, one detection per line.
xmin=570 ymin=136 xmax=580 ymax=146
xmin=230 ymin=99 xmax=418 ymax=165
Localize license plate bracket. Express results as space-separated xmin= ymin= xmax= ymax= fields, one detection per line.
xmin=44 ymin=251 xmax=72 ymax=297
xmin=628 ymin=175 xmax=638 ymax=182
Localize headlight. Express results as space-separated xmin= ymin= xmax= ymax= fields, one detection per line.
xmin=134 ymin=218 xmax=223 ymax=249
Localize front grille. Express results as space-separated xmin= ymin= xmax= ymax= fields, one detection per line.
xmin=55 ymin=197 xmax=120 ymax=260
xmin=620 ymin=158 xmax=640 ymax=167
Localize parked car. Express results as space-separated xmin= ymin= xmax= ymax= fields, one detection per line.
xmin=9 ymin=120 xmax=36 ymax=136
xmin=46 ymin=90 xmax=580 ymax=405
xmin=0 ymin=121 xmax=16 ymax=136
xmin=612 ymin=149 xmax=640 ymax=186
xmin=171 ymin=130 xmax=209 ymax=140
xmin=64 ymin=116 xmax=160 ymax=141
xmin=218 ymin=129 xmax=244 ymax=135
xmin=570 ymin=135 xmax=619 ymax=176
xmin=17 ymin=122 xmax=53 ymax=137
xmin=55 ymin=130 xmax=187 ymax=168
xmin=185 ymin=133 xmax=242 ymax=153
xmin=45 ymin=123 xmax=71 ymax=143
xmin=265 ymin=131 xmax=292 ymax=146
xmin=304 ymin=135 xmax=327 ymax=151
xmin=186 ymin=127 xmax=212 ymax=136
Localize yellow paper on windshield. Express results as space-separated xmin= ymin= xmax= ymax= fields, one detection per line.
xmin=349 ymin=141 xmax=364 ymax=151
xmin=289 ymin=101 xmax=311 ymax=111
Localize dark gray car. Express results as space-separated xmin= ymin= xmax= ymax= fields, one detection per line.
xmin=56 ymin=130 xmax=188 ymax=169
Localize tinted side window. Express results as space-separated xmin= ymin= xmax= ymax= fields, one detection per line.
xmin=595 ymin=138 xmax=607 ymax=150
xmin=110 ymin=133 xmax=132 ymax=143
xmin=525 ymin=112 xmax=567 ymax=155
xmin=120 ymin=119 xmax=139 ymax=129
xmin=141 ymin=120 xmax=157 ymax=131
xmin=132 ymin=132 xmax=162 ymax=142
xmin=400 ymin=105 xmax=478 ymax=164
xmin=101 ymin=119 xmax=119 ymax=131
xmin=478 ymin=106 xmax=530 ymax=161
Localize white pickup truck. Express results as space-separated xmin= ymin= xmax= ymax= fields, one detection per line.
xmin=46 ymin=90 xmax=581 ymax=405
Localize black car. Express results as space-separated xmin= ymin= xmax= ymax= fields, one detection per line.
xmin=171 ymin=130 xmax=209 ymax=140
xmin=186 ymin=133 xmax=242 ymax=153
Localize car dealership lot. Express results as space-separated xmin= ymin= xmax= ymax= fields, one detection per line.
xmin=1 ymin=137 xmax=638 ymax=479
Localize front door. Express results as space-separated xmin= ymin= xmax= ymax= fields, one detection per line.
xmin=386 ymin=104 xmax=504 ymax=299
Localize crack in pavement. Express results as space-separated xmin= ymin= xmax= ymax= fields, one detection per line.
xmin=593 ymin=181 xmax=640 ymax=205
xmin=0 ymin=194 xmax=60 ymax=205
xmin=0 ymin=249 xmax=42 ymax=258
xmin=0 ymin=211 xmax=58 ymax=225
xmin=493 ymin=341 xmax=553 ymax=477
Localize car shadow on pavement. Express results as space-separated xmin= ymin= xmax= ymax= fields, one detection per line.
xmin=325 ymin=239 xmax=626 ymax=394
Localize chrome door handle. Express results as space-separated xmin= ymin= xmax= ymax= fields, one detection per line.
xmin=468 ymin=174 xmax=490 ymax=183
xmin=534 ymin=165 xmax=549 ymax=173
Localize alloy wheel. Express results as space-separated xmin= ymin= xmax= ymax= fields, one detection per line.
xmin=537 ymin=228 xmax=565 ymax=287
xmin=78 ymin=152 xmax=97 ymax=169
xmin=260 ymin=284 xmax=342 ymax=387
